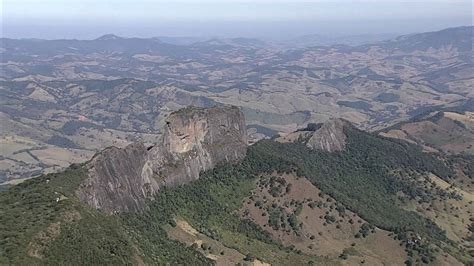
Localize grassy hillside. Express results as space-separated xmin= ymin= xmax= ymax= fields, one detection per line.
xmin=380 ymin=111 xmax=474 ymax=155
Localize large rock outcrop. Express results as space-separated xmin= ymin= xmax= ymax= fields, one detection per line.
xmin=76 ymin=143 xmax=157 ymax=213
xmin=148 ymin=105 xmax=248 ymax=187
xmin=306 ymin=119 xmax=348 ymax=152
xmin=77 ymin=105 xmax=247 ymax=214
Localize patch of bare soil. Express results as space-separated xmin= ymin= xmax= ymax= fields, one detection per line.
xmin=431 ymin=252 xmax=464 ymax=266
xmin=132 ymin=245 xmax=146 ymax=266
xmin=26 ymin=211 xmax=82 ymax=259
xmin=251 ymin=258 xmax=271 ymax=266
xmin=27 ymin=222 xmax=61 ymax=259
xmin=239 ymin=173 xmax=407 ymax=264
xmin=275 ymin=131 xmax=311 ymax=143
xmin=166 ymin=218 xmax=251 ymax=266
xmin=405 ymin=174 xmax=474 ymax=249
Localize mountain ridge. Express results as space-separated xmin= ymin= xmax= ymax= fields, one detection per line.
xmin=2 ymin=25 xmax=471 ymax=49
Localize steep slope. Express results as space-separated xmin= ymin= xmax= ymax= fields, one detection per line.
xmin=76 ymin=143 xmax=154 ymax=214
xmin=77 ymin=105 xmax=247 ymax=213
xmin=380 ymin=108 xmax=474 ymax=202
xmin=0 ymin=110 xmax=472 ymax=265
xmin=148 ymin=105 xmax=247 ymax=187
xmin=305 ymin=119 xmax=347 ymax=152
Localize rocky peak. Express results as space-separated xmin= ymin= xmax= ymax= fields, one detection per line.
xmin=76 ymin=105 xmax=247 ymax=214
xmin=148 ymin=105 xmax=247 ymax=186
xmin=163 ymin=106 xmax=246 ymax=155
xmin=306 ymin=119 xmax=348 ymax=152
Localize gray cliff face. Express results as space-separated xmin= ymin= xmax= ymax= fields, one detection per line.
xmin=149 ymin=105 xmax=248 ymax=187
xmin=76 ymin=143 xmax=158 ymax=214
xmin=76 ymin=105 xmax=247 ymax=214
xmin=306 ymin=119 xmax=348 ymax=152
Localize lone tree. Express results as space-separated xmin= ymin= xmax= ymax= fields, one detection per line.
xmin=244 ymin=253 xmax=256 ymax=261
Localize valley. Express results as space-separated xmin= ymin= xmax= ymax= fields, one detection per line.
xmin=1 ymin=26 xmax=473 ymax=181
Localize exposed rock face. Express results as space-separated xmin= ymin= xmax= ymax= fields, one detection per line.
xmin=306 ymin=119 xmax=347 ymax=152
xmin=76 ymin=143 xmax=158 ymax=214
xmin=77 ymin=105 xmax=247 ymax=214
xmin=148 ymin=106 xmax=248 ymax=187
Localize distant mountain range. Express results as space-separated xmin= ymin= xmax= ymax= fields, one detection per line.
xmin=0 ymin=26 xmax=472 ymax=182
xmin=371 ymin=26 xmax=473 ymax=52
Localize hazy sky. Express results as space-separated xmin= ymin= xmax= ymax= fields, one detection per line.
xmin=1 ymin=0 xmax=472 ymax=39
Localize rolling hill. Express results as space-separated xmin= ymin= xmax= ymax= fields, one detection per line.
xmin=1 ymin=26 xmax=472 ymax=182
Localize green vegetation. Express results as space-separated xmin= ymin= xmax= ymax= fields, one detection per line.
xmin=42 ymin=207 xmax=135 ymax=265
xmin=1 ymin=124 xmax=470 ymax=264
xmin=448 ymin=154 xmax=474 ymax=179
xmin=0 ymin=165 xmax=88 ymax=264
xmin=46 ymin=135 xmax=79 ymax=149
xmin=0 ymin=148 xmax=326 ymax=264
xmin=246 ymin=126 xmax=465 ymax=262
xmin=0 ymin=165 xmax=210 ymax=265
xmin=126 ymin=158 xmax=326 ymax=265
xmin=250 ymin=128 xmax=453 ymax=232
xmin=61 ymin=120 xmax=103 ymax=135
xmin=0 ymin=165 xmax=144 ymax=265
xmin=242 ymin=108 xmax=310 ymax=125
xmin=126 ymin=124 xmax=464 ymax=263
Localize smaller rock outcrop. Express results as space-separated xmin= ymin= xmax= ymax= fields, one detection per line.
xmin=306 ymin=119 xmax=348 ymax=152
xmin=276 ymin=118 xmax=349 ymax=153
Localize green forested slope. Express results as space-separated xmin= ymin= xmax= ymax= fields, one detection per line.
xmin=1 ymin=126 xmax=471 ymax=265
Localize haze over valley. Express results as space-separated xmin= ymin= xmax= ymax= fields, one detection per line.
xmin=1 ymin=26 xmax=473 ymax=181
